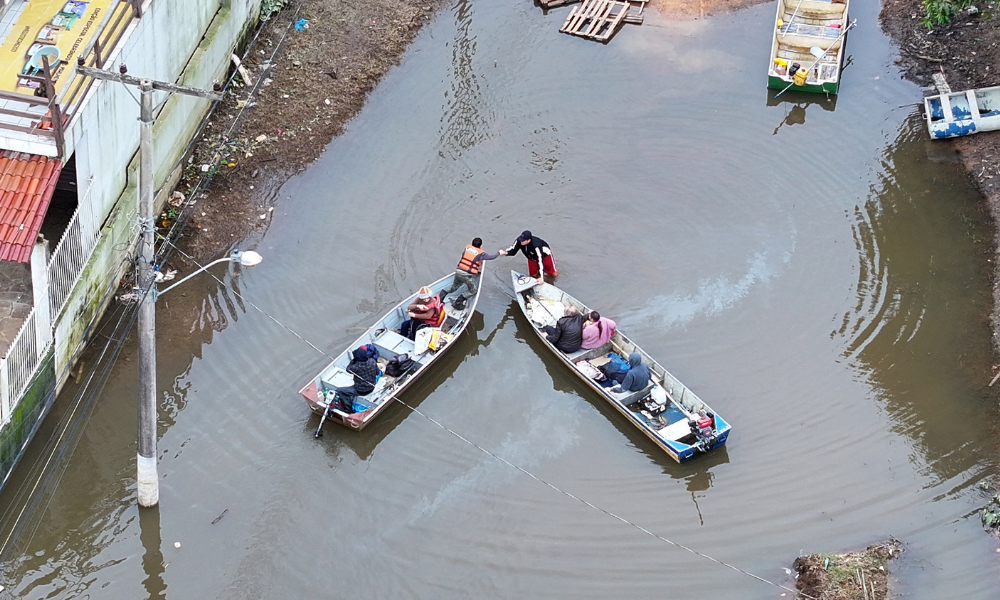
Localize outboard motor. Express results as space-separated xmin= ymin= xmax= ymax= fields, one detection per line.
xmin=688 ymin=412 xmax=718 ymax=452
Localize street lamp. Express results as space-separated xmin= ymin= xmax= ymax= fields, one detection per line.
xmin=155 ymin=250 xmax=263 ymax=297
xmin=137 ymin=249 xmax=262 ymax=507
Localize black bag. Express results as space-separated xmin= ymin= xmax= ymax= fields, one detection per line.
xmin=386 ymin=354 xmax=414 ymax=377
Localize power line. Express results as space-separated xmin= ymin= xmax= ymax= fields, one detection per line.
xmin=0 ymin=3 xmax=306 ymax=561
xmin=155 ymin=240 xmax=812 ymax=599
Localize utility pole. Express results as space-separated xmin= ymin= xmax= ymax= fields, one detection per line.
xmin=77 ymin=61 xmax=222 ymax=507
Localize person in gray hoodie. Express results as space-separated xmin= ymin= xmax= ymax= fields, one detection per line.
xmin=611 ymin=353 xmax=651 ymax=393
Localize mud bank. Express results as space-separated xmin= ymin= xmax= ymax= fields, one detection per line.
xmin=164 ymin=0 xmax=446 ymax=264
xmin=166 ymin=0 xmax=775 ymax=265
xmin=880 ymin=1 xmax=1000 ymax=353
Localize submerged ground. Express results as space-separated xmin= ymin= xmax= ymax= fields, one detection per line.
xmin=0 ymin=0 xmax=999 ymax=598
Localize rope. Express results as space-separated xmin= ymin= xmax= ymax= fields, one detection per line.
xmin=152 ymin=240 xmax=811 ymax=600
xmin=389 ymin=395 xmax=811 ymax=598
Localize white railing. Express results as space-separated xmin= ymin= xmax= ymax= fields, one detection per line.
xmin=48 ymin=179 xmax=101 ymax=320
xmin=0 ymin=308 xmax=41 ymax=425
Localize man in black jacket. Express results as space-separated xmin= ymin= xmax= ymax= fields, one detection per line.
xmin=500 ymin=230 xmax=558 ymax=286
xmin=543 ymin=305 xmax=584 ymax=354
xmin=335 ymin=347 xmax=380 ymax=413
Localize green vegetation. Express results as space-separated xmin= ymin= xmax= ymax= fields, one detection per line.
xmin=922 ymin=0 xmax=975 ymax=28
xmin=260 ymin=0 xmax=290 ymax=21
xmin=982 ymin=493 xmax=1000 ymax=529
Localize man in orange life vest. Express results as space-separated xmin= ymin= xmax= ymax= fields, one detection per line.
xmin=440 ymin=238 xmax=500 ymax=310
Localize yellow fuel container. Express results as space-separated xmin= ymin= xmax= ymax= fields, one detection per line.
xmin=793 ymin=68 xmax=808 ymax=86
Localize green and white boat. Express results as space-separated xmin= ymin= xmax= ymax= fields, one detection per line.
xmin=767 ymin=0 xmax=851 ymax=95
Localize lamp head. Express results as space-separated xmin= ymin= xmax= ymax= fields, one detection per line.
xmin=231 ymin=249 xmax=262 ymax=267
xmin=119 ymin=63 xmax=128 ymax=74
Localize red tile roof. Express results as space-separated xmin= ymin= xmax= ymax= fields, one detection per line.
xmin=0 ymin=151 xmax=63 ymax=263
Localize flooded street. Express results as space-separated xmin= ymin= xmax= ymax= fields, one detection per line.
xmin=2 ymin=1 xmax=999 ymax=598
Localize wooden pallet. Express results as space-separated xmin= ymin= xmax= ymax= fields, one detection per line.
xmin=559 ymin=0 xmax=632 ymax=41
xmin=541 ymin=0 xmax=645 ymax=25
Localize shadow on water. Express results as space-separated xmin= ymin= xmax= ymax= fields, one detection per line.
xmin=139 ymin=508 xmax=166 ymax=598
xmin=765 ymin=88 xmax=838 ymax=136
xmin=834 ymin=112 xmax=998 ymax=481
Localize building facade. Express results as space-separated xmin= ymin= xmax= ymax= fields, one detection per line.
xmin=0 ymin=0 xmax=263 ymax=488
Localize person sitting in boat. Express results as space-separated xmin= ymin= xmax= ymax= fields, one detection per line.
xmin=611 ymin=353 xmax=651 ymax=394
xmin=499 ymin=230 xmax=557 ymax=286
xmin=399 ymin=286 xmax=445 ymax=340
xmin=335 ymin=347 xmax=381 ymax=413
xmin=439 ymin=237 xmax=501 ymax=311
xmin=581 ymin=311 xmax=617 ymax=350
xmin=543 ymin=305 xmax=584 ymax=354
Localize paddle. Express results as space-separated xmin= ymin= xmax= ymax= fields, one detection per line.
xmin=773 ymin=19 xmax=856 ymax=99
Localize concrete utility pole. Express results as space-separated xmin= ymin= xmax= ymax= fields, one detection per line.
xmin=77 ymin=62 xmax=222 ymax=507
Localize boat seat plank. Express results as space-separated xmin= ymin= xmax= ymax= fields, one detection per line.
xmin=612 ymin=382 xmax=655 ymax=406
xmin=373 ymin=329 xmax=415 ymax=358
xmin=658 ymin=418 xmax=693 ymax=441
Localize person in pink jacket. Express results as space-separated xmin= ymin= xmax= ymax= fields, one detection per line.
xmin=581 ymin=311 xmax=617 ymax=349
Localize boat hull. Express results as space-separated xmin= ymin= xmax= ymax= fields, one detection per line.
xmin=767 ymin=74 xmax=839 ymax=95
xmin=300 ymin=272 xmax=482 ymax=432
xmin=767 ymin=0 xmax=850 ymax=96
xmin=510 ymin=271 xmax=730 ymax=463
xmin=924 ymin=86 xmax=1000 ymax=139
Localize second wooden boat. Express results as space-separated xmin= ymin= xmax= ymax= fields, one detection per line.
xmin=510 ymin=272 xmax=730 ymax=463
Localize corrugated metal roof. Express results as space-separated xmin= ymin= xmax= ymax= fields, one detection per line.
xmin=0 ymin=150 xmax=63 ymax=263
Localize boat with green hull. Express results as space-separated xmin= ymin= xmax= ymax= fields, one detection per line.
xmin=767 ymin=0 xmax=850 ymax=95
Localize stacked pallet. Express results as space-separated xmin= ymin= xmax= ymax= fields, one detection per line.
xmin=551 ymin=0 xmax=646 ymax=41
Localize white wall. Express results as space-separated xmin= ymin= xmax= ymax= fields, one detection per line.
xmin=53 ymin=0 xmax=262 ymax=378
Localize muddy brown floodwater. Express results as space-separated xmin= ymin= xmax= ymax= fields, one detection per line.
xmin=1 ymin=1 xmax=1000 ymax=598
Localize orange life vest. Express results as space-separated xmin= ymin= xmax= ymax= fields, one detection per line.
xmin=456 ymin=246 xmax=484 ymax=275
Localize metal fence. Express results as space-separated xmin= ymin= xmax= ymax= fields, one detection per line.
xmin=48 ymin=181 xmax=100 ymax=320
xmin=1 ymin=307 xmax=40 ymax=424
xmin=0 ymin=178 xmax=101 ymax=425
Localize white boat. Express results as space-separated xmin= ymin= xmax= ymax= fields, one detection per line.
xmin=300 ymin=273 xmax=481 ymax=431
xmin=924 ymin=85 xmax=1000 ymax=139
xmin=510 ymin=272 xmax=731 ymax=462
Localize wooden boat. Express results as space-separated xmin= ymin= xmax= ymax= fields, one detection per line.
xmin=510 ymin=272 xmax=731 ymax=462
xmin=300 ymin=273 xmax=482 ymax=431
xmin=924 ymin=85 xmax=1000 ymax=139
xmin=767 ymin=0 xmax=851 ymax=95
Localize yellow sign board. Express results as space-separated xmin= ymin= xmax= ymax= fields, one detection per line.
xmin=0 ymin=0 xmax=117 ymax=95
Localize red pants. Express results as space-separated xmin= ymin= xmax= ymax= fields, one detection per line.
xmin=529 ymin=255 xmax=558 ymax=277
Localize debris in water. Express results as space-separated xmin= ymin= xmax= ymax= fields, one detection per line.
xmin=211 ymin=508 xmax=229 ymax=524
xmin=173 ymin=542 xmax=181 ymax=548
xmin=792 ymin=540 xmax=902 ymax=600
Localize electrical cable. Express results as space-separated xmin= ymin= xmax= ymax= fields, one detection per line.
xmin=154 ymin=239 xmax=812 ymax=600
xmin=0 ymin=5 xmax=308 ymax=563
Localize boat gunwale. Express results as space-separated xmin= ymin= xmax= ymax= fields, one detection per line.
xmin=301 ymin=271 xmax=484 ymax=431
xmin=767 ymin=0 xmax=850 ymax=94
xmin=508 ymin=271 xmax=729 ymax=462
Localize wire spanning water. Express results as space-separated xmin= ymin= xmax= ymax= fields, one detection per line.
xmin=0 ymin=1 xmax=998 ymax=598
